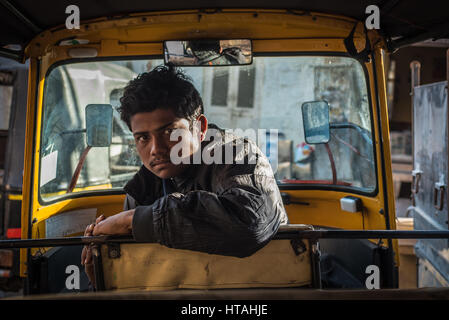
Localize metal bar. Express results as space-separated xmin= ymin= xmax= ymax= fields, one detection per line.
xmin=389 ymin=22 xmax=449 ymax=51
xmin=372 ymin=50 xmax=397 ymax=288
xmin=92 ymin=245 xmax=105 ymax=291
xmin=2 ymin=230 xmax=449 ymax=249
xmin=274 ymin=230 xmax=449 ymax=240
xmin=67 ymin=145 xmax=92 ymax=193
xmin=0 ymin=0 xmax=42 ymax=34
xmin=0 ymin=235 xmax=124 ymax=249
xmin=308 ymin=239 xmax=322 ymax=289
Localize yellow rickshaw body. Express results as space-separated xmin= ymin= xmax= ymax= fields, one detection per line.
xmin=19 ymin=9 xmax=397 ymax=287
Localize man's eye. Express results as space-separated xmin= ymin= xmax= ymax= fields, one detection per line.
xmin=164 ymin=128 xmax=174 ymax=135
xmin=137 ymin=135 xmax=149 ymax=143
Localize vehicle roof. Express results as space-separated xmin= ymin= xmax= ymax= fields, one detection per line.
xmin=1 ymin=0 xmax=449 ymax=59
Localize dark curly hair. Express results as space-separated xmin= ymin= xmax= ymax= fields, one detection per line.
xmin=118 ymin=64 xmax=203 ymax=130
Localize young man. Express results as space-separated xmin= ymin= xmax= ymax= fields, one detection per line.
xmin=82 ymin=65 xmax=288 ymax=284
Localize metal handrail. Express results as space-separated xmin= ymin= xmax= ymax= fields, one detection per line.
xmin=2 ymin=226 xmax=449 ymax=249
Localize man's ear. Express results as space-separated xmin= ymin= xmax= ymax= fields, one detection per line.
xmin=197 ymin=114 xmax=208 ymax=141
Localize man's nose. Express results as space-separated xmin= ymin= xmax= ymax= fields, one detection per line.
xmin=150 ymin=136 xmax=169 ymax=156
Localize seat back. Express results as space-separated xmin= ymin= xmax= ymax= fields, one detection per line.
xmin=100 ymin=238 xmax=312 ymax=291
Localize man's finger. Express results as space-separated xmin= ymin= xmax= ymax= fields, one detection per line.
xmin=96 ymin=215 xmax=105 ymax=224
xmin=84 ymin=223 xmax=94 ymax=237
xmin=84 ymin=263 xmax=95 ymax=289
xmin=81 ymin=246 xmax=87 ymax=265
xmin=85 ymin=246 xmax=92 ymax=265
xmin=92 ymin=220 xmax=106 ymax=236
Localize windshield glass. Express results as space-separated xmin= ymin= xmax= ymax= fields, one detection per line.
xmin=40 ymin=56 xmax=375 ymax=202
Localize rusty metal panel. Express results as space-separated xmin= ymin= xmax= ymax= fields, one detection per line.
xmin=412 ymin=79 xmax=449 ymax=287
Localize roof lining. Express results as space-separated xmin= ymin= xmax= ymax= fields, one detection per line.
xmin=1 ymin=1 xmax=448 ymax=60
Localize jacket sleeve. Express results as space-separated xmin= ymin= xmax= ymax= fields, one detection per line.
xmin=123 ymin=194 xmax=138 ymax=211
xmin=131 ymin=173 xmax=285 ymax=258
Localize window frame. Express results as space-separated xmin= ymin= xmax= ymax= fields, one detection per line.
xmin=37 ymin=52 xmax=379 ymax=205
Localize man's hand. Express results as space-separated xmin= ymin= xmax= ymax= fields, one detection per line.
xmin=81 ymin=215 xmax=106 ymax=288
xmin=92 ymin=209 xmax=135 ymax=236
xmin=81 ymin=210 xmax=134 ymax=289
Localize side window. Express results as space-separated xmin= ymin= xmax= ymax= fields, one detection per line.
xmin=40 ymin=61 xmax=144 ymax=201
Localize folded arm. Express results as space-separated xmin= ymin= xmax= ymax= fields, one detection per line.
xmin=131 ymin=178 xmax=283 ymax=257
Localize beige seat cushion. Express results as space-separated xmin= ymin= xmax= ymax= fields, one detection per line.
xmin=101 ymin=239 xmax=312 ymax=291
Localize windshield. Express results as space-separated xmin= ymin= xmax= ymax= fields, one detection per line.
xmin=40 ymin=56 xmax=375 ymax=202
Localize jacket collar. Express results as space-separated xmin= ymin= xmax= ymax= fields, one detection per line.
xmin=123 ymin=165 xmax=159 ymax=205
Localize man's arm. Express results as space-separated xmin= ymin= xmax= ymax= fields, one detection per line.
xmin=131 ymin=174 xmax=284 ymax=258
xmin=94 ymin=139 xmax=287 ymax=258
xmin=94 ymin=174 xmax=284 ymax=257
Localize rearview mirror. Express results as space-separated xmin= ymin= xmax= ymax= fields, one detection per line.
xmin=85 ymin=104 xmax=113 ymax=147
xmin=301 ymin=101 xmax=330 ymax=144
xmin=164 ymin=39 xmax=252 ymax=66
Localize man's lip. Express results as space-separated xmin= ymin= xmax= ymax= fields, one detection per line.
xmin=151 ymin=159 xmax=171 ymax=167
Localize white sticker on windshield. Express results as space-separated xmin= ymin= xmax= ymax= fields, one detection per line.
xmin=40 ymin=150 xmax=58 ymax=187
xmin=45 ymin=208 xmax=97 ymax=238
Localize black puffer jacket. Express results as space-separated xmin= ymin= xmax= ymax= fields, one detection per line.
xmin=124 ymin=126 xmax=288 ymax=258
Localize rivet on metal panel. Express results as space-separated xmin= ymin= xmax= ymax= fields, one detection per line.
xmin=107 ymin=243 xmax=121 ymax=259
xmin=290 ymin=238 xmax=307 ymax=256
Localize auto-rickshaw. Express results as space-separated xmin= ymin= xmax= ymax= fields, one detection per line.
xmin=1 ymin=1 xmax=449 ymax=298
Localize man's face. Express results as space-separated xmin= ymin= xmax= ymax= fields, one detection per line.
xmin=130 ymin=108 xmax=204 ymax=179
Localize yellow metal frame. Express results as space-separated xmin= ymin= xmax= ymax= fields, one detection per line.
xmin=20 ymin=9 xmax=397 ymax=277
xmin=7 ymin=194 xmax=23 ymax=201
